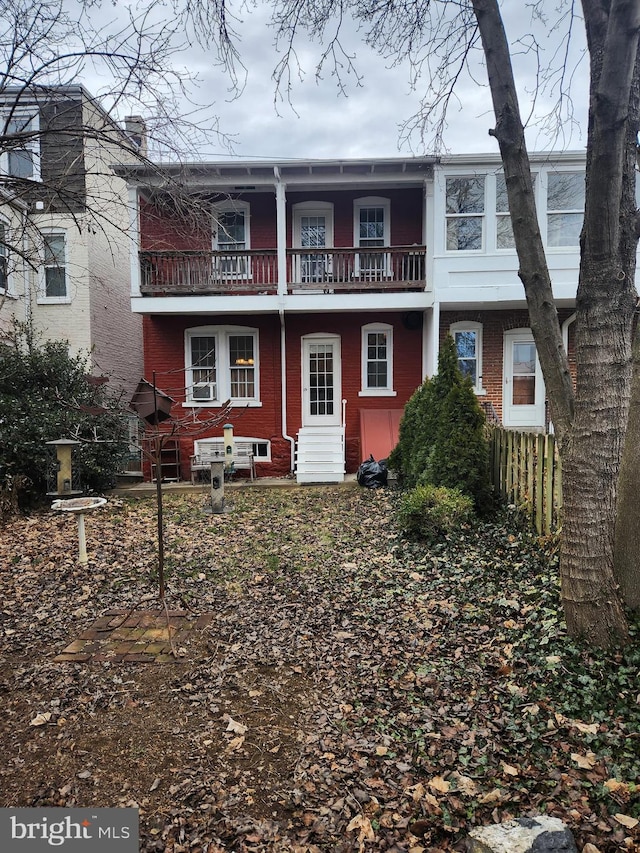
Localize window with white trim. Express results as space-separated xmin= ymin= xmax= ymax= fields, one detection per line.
xmin=1 ymin=112 xmax=40 ymax=180
xmin=360 ymin=323 xmax=395 ymax=395
xmin=495 ymin=173 xmax=514 ymax=249
xmin=354 ymin=197 xmax=391 ymax=278
xmin=547 ymin=171 xmax=584 ymax=247
xmin=450 ymin=322 xmax=483 ymax=392
xmin=39 ymin=231 xmax=68 ymax=301
xmin=0 ymin=222 xmax=8 ymax=293
xmin=446 ymin=176 xmax=485 ymax=251
xmin=213 ymin=201 xmax=250 ymax=277
xmin=186 ymin=326 xmax=259 ymax=405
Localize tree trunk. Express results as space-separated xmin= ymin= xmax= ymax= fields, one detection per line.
xmin=472 ymin=0 xmax=636 ymax=645
xmin=613 ymin=55 xmax=640 ymax=610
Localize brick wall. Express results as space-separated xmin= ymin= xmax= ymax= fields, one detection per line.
xmin=143 ymin=310 xmax=424 ymax=478
xmin=440 ymin=308 xmax=576 ymax=423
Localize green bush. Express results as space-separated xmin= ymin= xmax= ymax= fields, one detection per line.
xmin=397 ymin=483 xmax=474 ymax=543
xmin=0 ymin=322 xmax=130 ymax=509
xmin=390 ymin=335 xmax=494 ymax=513
xmin=428 ymin=374 xmax=494 ymax=514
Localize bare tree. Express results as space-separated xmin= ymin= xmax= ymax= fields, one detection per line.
xmin=197 ymin=0 xmax=639 ymax=646
xmin=0 ymin=0 xmax=229 ymax=325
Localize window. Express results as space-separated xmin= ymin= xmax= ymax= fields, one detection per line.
xmin=186 ymin=327 xmax=259 ymax=405
xmin=40 ymin=231 xmax=68 ymax=300
xmin=547 ymin=171 xmax=584 ymax=247
xmin=0 ymin=222 xmax=8 ymax=293
xmin=450 ymin=322 xmax=483 ymax=392
xmin=446 ymin=176 xmax=485 ymax=250
xmin=2 ymin=113 xmax=39 ymax=179
xmin=360 ymin=323 xmax=395 ymax=395
xmin=213 ymin=202 xmax=250 ymax=276
xmin=495 ymin=174 xmax=514 ymax=249
xmin=355 ymin=197 xmax=390 ymax=278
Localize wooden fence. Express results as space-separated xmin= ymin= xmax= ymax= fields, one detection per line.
xmin=489 ymin=427 xmax=562 ymax=536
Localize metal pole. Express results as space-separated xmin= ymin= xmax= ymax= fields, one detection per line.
xmin=152 ymin=371 xmax=165 ymax=600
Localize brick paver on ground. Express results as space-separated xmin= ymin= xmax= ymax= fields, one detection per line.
xmin=54 ymin=609 xmax=214 ymax=663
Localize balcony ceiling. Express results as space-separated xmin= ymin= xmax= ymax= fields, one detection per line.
xmin=114 ymin=156 xmax=436 ymax=193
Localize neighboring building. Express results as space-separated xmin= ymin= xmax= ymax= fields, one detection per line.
xmin=0 ymin=85 xmax=144 ymax=398
xmin=115 ymin=151 xmax=583 ymax=483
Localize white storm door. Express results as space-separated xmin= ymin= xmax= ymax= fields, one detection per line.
xmin=302 ymin=335 xmax=342 ymax=426
xmin=503 ymin=330 xmax=545 ymax=428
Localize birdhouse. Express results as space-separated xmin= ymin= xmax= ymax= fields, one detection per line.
xmin=130 ymin=379 xmax=175 ymax=424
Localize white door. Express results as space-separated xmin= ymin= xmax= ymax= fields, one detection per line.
xmin=293 ymin=205 xmax=334 ymax=283
xmin=503 ymin=329 xmax=545 ymax=428
xmin=302 ymin=335 xmax=342 ymax=426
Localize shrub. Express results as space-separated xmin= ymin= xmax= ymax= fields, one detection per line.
xmin=0 ymin=322 xmax=129 ymax=509
xmin=397 ymin=483 xmax=474 ymax=543
xmin=428 ymin=374 xmax=494 ymax=514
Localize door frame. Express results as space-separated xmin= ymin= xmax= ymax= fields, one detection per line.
xmin=301 ymin=333 xmax=342 ymax=427
xmin=502 ymin=328 xmax=545 ymax=428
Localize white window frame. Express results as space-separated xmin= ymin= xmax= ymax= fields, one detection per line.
xmin=292 ymin=201 xmax=335 ymax=286
xmin=1 ymin=111 xmax=41 ymax=181
xmin=450 ymin=321 xmax=485 ymax=394
xmin=354 ymin=196 xmax=391 ymax=278
xmin=37 ymin=229 xmax=70 ymax=304
xmin=359 ymin=322 xmax=396 ymax=397
xmin=445 ymin=175 xmax=485 ymax=252
xmin=0 ymin=219 xmax=10 ymax=296
xmin=545 ymin=170 xmax=585 ymax=249
xmin=212 ymin=200 xmax=251 ymax=279
xmin=184 ymin=325 xmax=261 ymax=407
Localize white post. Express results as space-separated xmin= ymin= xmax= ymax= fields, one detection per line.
xmin=77 ymin=513 xmax=88 ymax=564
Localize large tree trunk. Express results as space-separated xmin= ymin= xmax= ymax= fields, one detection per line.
xmin=613 ymin=54 xmax=640 ymax=611
xmin=472 ymin=0 xmax=637 ymax=646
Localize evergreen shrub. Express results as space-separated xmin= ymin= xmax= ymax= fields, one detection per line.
xmin=397 ymin=483 xmax=474 ymax=543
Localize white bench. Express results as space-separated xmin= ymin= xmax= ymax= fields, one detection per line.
xmin=190 ymin=438 xmax=255 ymax=483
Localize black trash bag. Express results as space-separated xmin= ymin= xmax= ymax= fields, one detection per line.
xmin=357 ymin=454 xmax=388 ymax=488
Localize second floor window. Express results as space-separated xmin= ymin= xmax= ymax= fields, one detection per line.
xmin=3 ymin=113 xmax=39 ymax=179
xmin=186 ymin=327 xmax=258 ymax=404
xmin=446 ymin=176 xmax=485 ymax=251
xmin=495 ymin=174 xmax=514 ymax=249
xmin=547 ymin=172 xmax=584 ymax=247
xmin=214 ymin=204 xmax=250 ymax=276
xmin=43 ymin=233 xmax=67 ymax=298
xmin=0 ymin=223 xmax=8 ymax=293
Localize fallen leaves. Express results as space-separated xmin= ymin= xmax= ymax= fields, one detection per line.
xmin=0 ymin=489 xmax=638 ymax=853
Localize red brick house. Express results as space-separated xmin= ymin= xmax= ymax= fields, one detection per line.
xmin=116 ymin=151 xmax=582 ymax=482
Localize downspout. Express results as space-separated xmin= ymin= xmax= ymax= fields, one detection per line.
xmin=274 ymin=166 xmax=296 ymax=472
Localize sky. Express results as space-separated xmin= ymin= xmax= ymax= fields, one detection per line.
xmin=81 ymin=1 xmax=590 ymax=162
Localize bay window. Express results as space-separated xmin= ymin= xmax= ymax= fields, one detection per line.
xmin=547 ymin=171 xmax=584 ymax=247
xmin=446 ymin=176 xmax=485 ymax=251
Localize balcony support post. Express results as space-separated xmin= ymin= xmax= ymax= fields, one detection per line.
xmin=274 ymin=168 xmax=288 ymax=297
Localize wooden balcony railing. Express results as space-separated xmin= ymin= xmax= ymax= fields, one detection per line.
xmin=139 ymin=246 xmax=426 ymax=295
xmin=140 ymin=250 xmax=279 ymax=294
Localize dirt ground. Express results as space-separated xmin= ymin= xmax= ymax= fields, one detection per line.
xmin=0 ymin=486 xmax=637 ymax=852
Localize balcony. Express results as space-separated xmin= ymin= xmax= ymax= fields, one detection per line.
xmin=139 ymin=246 xmax=427 ymax=296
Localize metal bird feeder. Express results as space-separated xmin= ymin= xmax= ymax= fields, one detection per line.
xmin=46 ymin=438 xmax=83 ymax=496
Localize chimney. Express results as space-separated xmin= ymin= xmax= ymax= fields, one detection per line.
xmin=124 ymin=115 xmax=147 ymax=156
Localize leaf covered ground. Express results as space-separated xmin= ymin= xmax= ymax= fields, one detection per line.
xmin=0 ymin=485 xmax=638 ymax=853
